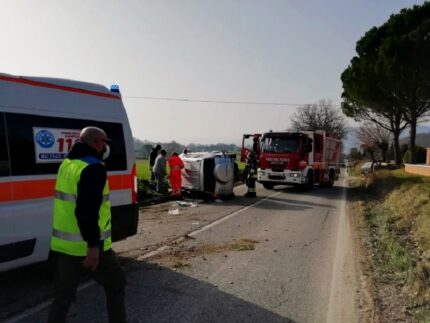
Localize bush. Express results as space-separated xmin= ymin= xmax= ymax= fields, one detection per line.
xmin=402 ymin=146 xmax=427 ymax=164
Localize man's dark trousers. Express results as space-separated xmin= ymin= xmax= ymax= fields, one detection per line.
xmin=48 ymin=249 xmax=126 ymax=323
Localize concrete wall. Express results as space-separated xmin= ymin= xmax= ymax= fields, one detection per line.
xmin=405 ymin=164 xmax=430 ymax=176
xmin=403 ymin=147 xmax=430 ymax=177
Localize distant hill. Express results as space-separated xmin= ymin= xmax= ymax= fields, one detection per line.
xmin=344 ymin=124 xmax=430 ymax=152
xmin=400 ymin=132 xmax=430 ymax=148
xmin=401 ymin=125 xmax=430 ymax=138
xmin=399 ymin=125 xmax=430 ymax=147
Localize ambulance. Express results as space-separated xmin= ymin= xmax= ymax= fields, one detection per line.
xmin=0 ymin=73 xmax=139 ymax=272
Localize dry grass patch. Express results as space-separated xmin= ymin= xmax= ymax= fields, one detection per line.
xmin=147 ymin=239 xmax=259 ymax=270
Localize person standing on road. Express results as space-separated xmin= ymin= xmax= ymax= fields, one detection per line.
xmin=149 ymin=144 xmax=161 ymax=185
xmin=243 ymin=137 xmax=259 ymax=198
xmin=153 ymin=149 xmax=168 ymax=194
xmin=168 ymin=152 xmax=184 ymax=198
xmin=48 ymin=126 xmax=127 ymax=323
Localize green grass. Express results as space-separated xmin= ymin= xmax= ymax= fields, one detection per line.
xmin=136 ymin=159 xmax=151 ymax=180
xmin=364 ymin=205 xmax=413 ymax=282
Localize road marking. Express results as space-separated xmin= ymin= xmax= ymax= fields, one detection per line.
xmin=188 ymin=191 xmax=282 ymax=237
xmin=326 ymin=176 xmax=349 ymax=323
xmin=261 ymin=198 xmax=311 ymax=208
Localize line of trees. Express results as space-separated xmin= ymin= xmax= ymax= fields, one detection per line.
xmin=341 ymin=2 xmax=430 ymax=164
xmin=355 ymin=122 xmax=392 ymax=162
xmin=134 ymin=139 xmax=240 ymax=159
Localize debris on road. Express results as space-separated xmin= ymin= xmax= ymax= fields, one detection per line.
xmin=176 ymin=201 xmax=199 ymax=207
xmin=143 ymin=239 xmax=259 ymax=271
xmin=168 ymin=208 xmax=180 ymax=215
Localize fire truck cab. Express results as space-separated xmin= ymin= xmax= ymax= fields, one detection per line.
xmin=241 ymin=131 xmax=341 ymax=190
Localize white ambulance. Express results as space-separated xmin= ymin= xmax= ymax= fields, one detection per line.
xmin=0 ymin=73 xmax=139 ymax=272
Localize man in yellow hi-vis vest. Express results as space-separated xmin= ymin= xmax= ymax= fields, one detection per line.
xmin=48 ymin=127 xmax=126 ymax=323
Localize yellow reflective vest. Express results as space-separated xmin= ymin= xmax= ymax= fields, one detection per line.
xmin=51 ymin=156 xmax=112 ymax=256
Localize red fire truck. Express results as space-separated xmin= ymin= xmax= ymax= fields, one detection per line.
xmin=241 ymin=131 xmax=341 ymax=189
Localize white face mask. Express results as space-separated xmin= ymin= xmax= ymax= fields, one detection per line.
xmin=102 ymin=144 xmax=110 ymax=161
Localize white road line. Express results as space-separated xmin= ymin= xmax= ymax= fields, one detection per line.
xmin=5 ymin=190 xmax=281 ymax=323
xmin=188 ymin=191 xmax=282 ymax=237
xmin=326 ymin=176 xmax=348 ymax=323
xmin=262 ymin=198 xmax=311 ymax=208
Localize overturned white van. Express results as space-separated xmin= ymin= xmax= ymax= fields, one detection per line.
xmin=180 ymin=152 xmax=235 ymax=199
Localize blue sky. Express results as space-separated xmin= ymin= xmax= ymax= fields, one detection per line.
xmin=1 ymin=0 xmax=426 ymax=144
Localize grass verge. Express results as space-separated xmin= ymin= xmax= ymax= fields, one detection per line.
xmin=350 ymin=168 xmax=430 ymax=322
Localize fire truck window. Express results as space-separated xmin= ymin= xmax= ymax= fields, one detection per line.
xmin=262 ymin=137 xmax=299 ymax=153
xmin=5 ymin=113 xmax=127 ymax=176
xmin=0 ymin=113 xmax=11 ymax=176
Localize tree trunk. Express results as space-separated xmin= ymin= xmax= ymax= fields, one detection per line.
xmin=381 ymin=147 xmax=388 ymax=162
xmin=393 ymin=129 xmax=402 ymax=165
xmin=369 ymin=149 xmax=375 ymax=162
xmin=409 ymin=118 xmax=417 ymax=164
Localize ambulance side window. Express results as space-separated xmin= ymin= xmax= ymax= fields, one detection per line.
xmin=5 ymin=113 xmax=127 ymax=176
xmin=0 ymin=113 xmax=10 ymax=176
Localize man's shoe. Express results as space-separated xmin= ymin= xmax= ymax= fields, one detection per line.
xmin=244 ymin=192 xmax=256 ymax=198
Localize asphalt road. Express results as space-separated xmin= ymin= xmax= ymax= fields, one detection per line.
xmin=2 ymin=170 xmax=358 ymax=323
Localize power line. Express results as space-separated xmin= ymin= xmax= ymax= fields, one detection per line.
xmin=122 ymin=95 xmax=307 ymax=106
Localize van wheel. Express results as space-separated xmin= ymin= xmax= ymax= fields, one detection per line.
xmin=263 ymin=183 xmax=274 ymax=190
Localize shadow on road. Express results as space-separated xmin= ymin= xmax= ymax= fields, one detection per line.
xmin=275 ymin=185 xmax=345 ymax=201
xmin=2 ymin=256 xmax=297 ymax=323
xmin=116 ymin=259 xmax=297 ymax=323
xmin=0 ymin=259 xmax=55 ymax=321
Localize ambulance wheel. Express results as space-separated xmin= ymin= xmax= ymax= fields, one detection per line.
xmin=263 ymin=183 xmax=274 ymax=190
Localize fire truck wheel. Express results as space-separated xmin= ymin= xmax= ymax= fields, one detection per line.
xmin=263 ymin=183 xmax=274 ymax=190
xmin=327 ymin=170 xmax=335 ymax=188
xmin=305 ymin=171 xmax=314 ymax=190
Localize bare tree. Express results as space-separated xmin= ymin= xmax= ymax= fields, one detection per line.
xmin=291 ymin=99 xmax=348 ymax=139
xmin=342 ymin=98 xmax=408 ymax=165
xmin=356 ymin=122 xmax=392 ymax=162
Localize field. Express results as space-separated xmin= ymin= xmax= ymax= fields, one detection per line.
xmin=136 ymin=159 xmax=246 ymax=180
xmin=136 ymin=159 xmax=151 ymax=180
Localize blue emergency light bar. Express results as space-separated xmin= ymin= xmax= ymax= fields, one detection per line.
xmin=110 ymin=84 xmax=120 ymax=93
